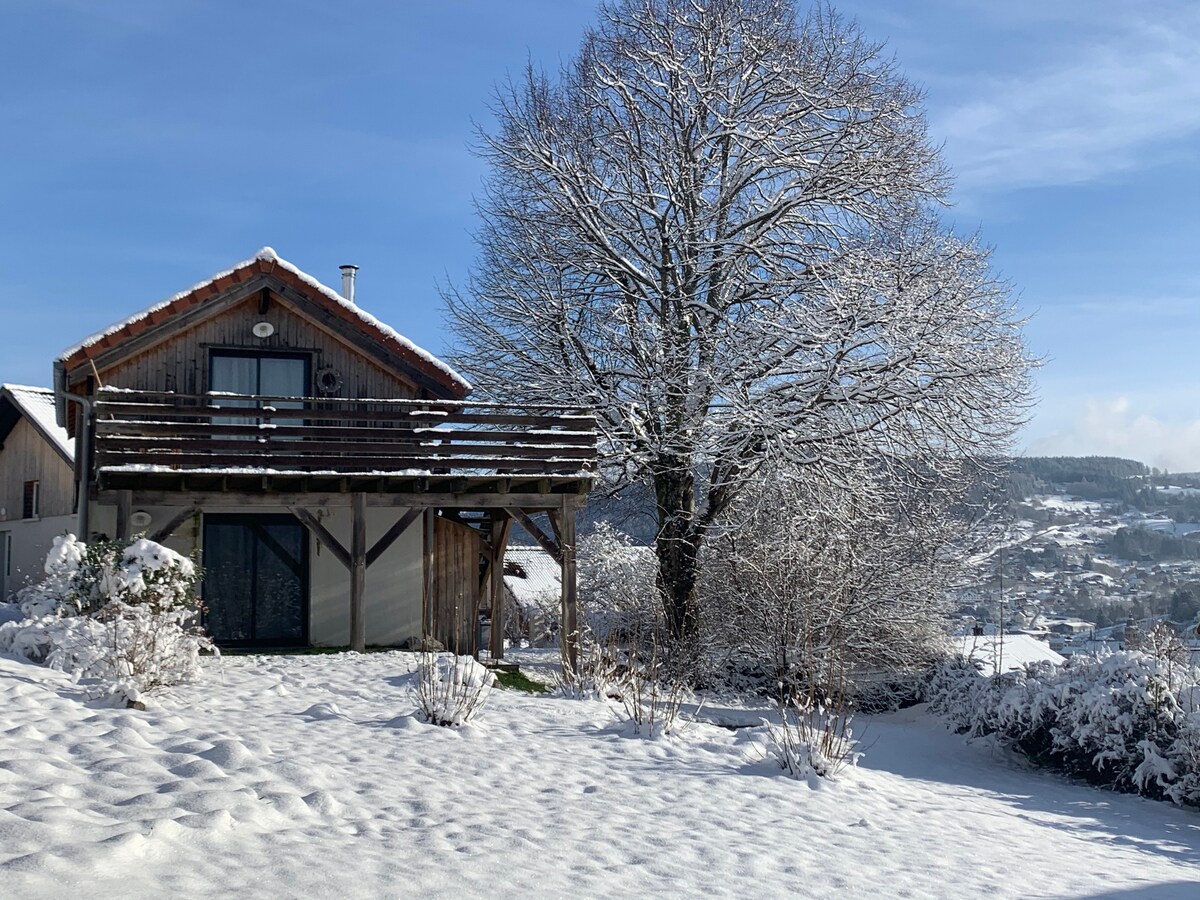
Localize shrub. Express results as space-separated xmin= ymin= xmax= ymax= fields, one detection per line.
xmin=416 ymin=652 xmax=495 ymax=726
xmin=762 ymin=696 xmax=860 ymax=783
xmin=926 ymin=638 xmax=1200 ymax=806
xmin=0 ymin=534 xmax=213 ymax=702
xmin=577 ymin=522 xmax=661 ymax=645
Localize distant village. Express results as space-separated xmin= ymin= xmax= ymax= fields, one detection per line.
xmin=956 ymin=458 xmax=1200 ymax=657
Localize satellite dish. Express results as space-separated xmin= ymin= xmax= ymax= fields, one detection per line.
xmin=252 ymin=321 xmax=275 ymax=338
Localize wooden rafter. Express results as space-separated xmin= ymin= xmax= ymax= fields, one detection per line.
xmin=150 ymin=505 xmax=200 ymax=543
xmin=365 ymin=508 xmax=422 ymax=567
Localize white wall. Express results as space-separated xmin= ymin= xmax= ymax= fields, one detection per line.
xmin=307 ymin=506 xmax=424 ymax=647
xmin=0 ymin=514 xmax=76 ymax=602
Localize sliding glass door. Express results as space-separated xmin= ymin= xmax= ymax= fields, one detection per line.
xmin=202 ymin=514 xmax=308 ymax=646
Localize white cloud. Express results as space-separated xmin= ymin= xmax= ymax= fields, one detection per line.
xmin=934 ymin=7 xmax=1200 ymax=189
xmin=1026 ymin=397 xmax=1200 ymax=472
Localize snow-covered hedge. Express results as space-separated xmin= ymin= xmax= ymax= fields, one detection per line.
xmin=0 ymin=534 xmax=214 ymax=702
xmin=927 ymin=639 xmax=1200 ymax=807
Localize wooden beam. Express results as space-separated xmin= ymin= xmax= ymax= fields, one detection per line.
xmin=560 ymin=495 xmax=579 ymax=674
xmin=489 ymin=514 xmax=512 ymax=660
xmin=150 ymin=505 xmax=200 ymax=543
xmin=365 ymin=507 xmax=421 ymax=568
xmin=510 ymin=508 xmax=562 ymax=564
xmin=114 ymin=490 xmax=132 ymax=540
xmin=289 ymin=507 xmax=351 ymax=569
xmin=350 ymin=492 xmax=367 ymax=653
xmin=422 ymin=508 xmax=436 ymax=639
xmin=110 ymin=490 xmax=589 ymax=511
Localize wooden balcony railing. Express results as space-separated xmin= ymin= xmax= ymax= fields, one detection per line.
xmin=90 ymin=390 xmax=597 ymax=482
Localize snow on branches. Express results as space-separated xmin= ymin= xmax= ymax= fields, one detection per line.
xmin=448 ymin=0 xmax=1033 ymax=645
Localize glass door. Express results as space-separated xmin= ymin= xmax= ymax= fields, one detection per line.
xmin=210 ymin=351 xmax=309 ymax=428
xmin=202 ymin=514 xmax=308 ymax=646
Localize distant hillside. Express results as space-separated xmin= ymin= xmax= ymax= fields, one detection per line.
xmin=1009 ymin=456 xmax=1149 ymax=504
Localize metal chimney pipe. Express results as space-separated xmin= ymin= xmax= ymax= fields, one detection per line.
xmin=340 ymin=264 xmax=359 ymax=304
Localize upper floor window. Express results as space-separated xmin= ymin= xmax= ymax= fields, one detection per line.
xmin=209 ymin=351 xmax=310 ymax=428
xmin=22 ymin=480 xmax=39 ymax=519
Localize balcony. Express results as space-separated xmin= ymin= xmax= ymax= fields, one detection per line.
xmin=88 ymin=390 xmax=597 ymax=497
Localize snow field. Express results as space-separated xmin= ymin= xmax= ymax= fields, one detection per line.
xmin=1 ymin=651 xmax=1198 ymax=898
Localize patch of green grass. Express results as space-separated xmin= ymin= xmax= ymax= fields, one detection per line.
xmin=494 ymin=669 xmax=551 ymax=694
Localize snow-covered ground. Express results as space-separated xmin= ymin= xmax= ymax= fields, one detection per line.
xmin=1034 ymin=495 xmax=1107 ymax=515
xmin=1 ymin=650 xmax=1198 ymax=899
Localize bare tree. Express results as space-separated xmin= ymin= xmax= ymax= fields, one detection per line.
xmin=702 ymin=458 xmax=992 ymax=703
xmin=448 ymin=0 xmax=1033 ymax=649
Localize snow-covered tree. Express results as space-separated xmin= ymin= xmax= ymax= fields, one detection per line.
xmin=701 ymin=459 xmax=979 ymax=701
xmin=448 ymin=0 xmax=1033 ymax=648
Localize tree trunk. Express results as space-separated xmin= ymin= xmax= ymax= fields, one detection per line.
xmin=654 ymin=468 xmax=703 ymax=651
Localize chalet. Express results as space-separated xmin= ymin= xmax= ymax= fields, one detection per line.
xmin=0 ymin=385 xmax=76 ymax=599
xmin=44 ymin=247 xmax=594 ymax=664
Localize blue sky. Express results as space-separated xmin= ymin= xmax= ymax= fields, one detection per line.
xmin=2 ymin=0 xmax=1198 ymax=468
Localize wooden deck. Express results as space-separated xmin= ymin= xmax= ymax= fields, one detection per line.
xmin=88 ymin=390 xmax=596 ymax=495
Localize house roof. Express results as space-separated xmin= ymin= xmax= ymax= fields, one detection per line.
xmin=954 ymin=633 xmax=1065 ymax=672
xmin=502 ymin=546 xmax=562 ymax=613
xmin=57 ymin=246 xmax=471 ymax=398
xmin=0 ymin=384 xmax=74 ymax=464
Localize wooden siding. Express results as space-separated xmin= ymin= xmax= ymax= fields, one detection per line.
xmin=432 ymin=516 xmax=484 ymax=653
xmin=98 ymin=294 xmax=419 ymax=400
xmin=0 ymin=418 xmax=74 ymax=521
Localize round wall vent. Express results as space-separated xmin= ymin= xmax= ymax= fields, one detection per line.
xmin=252 ymin=321 xmax=276 ymax=338
xmin=130 ymin=510 xmax=153 ymax=529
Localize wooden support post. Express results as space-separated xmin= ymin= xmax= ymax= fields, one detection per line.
xmin=489 ymin=514 xmax=512 ymax=660
xmin=114 ymin=490 xmax=132 ymax=541
xmin=560 ymin=496 xmax=579 ymax=674
xmin=350 ymin=492 xmax=367 ymax=653
xmin=422 ymin=508 xmax=436 ymax=640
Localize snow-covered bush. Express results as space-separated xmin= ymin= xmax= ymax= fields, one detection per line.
xmin=554 ymin=635 xmax=633 ymax=702
xmin=699 ymin=461 xmax=970 ymax=701
xmin=577 ymin=522 xmax=660 ymax=645
xmin=617 ymin=637 xmax=692 ymax=737
xmin=0 ymin=534 xmax=213 ymax=701
xmin=554 ymin=631 xmax=692 ymax=737
xmin=416 ymin=652 xmax=495 ymax=726
xmin=927 ymin=644 xmax=1200 ymax=806
xmin=762 ymin=696 xmax=860 ymax=783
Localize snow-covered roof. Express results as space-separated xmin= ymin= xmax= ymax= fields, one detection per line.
xmin=502 ymin=546 xmax=561 ymax=613
xmin=58 ymin=247 xmax=471 ymax=396
xmin=954 ymin=633 xmax=1065 ymax=673
xmin=0 ymin=384 xmax=73 ymax=463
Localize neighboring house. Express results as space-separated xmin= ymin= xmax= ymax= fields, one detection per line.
xmin=501 ymin=545 xmax=563 ymax=643
xmin=40 ymin=247 xmax=593 ymax=661
xmin=0 ymin=384 xmax=76 ymax=600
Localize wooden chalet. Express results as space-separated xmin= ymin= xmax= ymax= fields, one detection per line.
xmin=52 ymin=248 xmax=593 ymax=666
xmin=0 ymin=384 xmax=76 ymax=599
